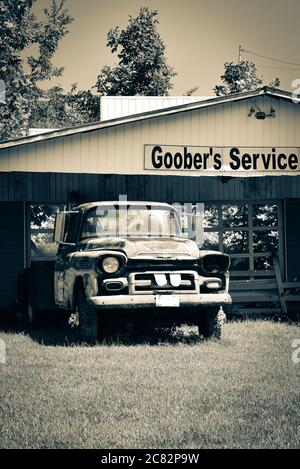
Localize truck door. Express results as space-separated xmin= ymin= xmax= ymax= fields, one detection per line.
xmin=54 ymin=211 xmax=81 ymax=308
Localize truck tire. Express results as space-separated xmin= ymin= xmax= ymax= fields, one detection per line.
xmin=198 ymin=306 xmax=225 ymax=340
xmin=27 ymin=303 xmax=38 ymax=327
xmin=76 ymin=289 xmax=98 ymax=344
xmin=20 ymin=301 xmax=39 ymax=330
xmin=17 ymin=280 xmax=39 ymax=330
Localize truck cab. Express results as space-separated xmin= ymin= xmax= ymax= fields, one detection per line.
xmin=53 ymin=201 xmax=231 ymax=342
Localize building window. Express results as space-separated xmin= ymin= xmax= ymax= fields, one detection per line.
xmin=201 ymin=202 xmax=283 ymax=278
xmin=30 ymin=204 xmax=64 ymax=260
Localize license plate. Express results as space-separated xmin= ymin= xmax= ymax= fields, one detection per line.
xmin=156 ymin=295 xmax=180 ymax=307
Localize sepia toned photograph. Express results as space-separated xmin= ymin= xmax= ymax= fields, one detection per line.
xmin=0 ymin=0 xmax=299 ymax=456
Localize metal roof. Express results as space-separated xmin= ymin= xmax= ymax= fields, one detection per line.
xmin=0 ymin=87 xmax=298 ymax=150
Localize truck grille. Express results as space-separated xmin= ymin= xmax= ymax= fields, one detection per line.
xmin=129 ymin=271 xmax=198 ymax=294
xmin=127 ymin=259 xmax=199 ymax=272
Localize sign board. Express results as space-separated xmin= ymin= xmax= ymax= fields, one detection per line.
xmin=144 ymin=145 xmax=300 ymax=175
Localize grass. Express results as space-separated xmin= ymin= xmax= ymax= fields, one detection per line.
xmin=0 ymin=320 xmax=299 ymax=449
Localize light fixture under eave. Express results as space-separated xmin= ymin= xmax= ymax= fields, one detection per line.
xmin=248 ymin=106 xmax=276 ymax=119
xmin=255 ymin=111 xmax=266 ymax=120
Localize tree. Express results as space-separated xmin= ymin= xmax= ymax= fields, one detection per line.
xmin=95 ymin=7 xmax=176 ymax=96
xmin=29 ymin=84 xmax=100 ymax=129
xmin=65 ymin=84 xmax=100 ymax=125
xmin=269 ymin=77 xmax=281 ymax=88
xmin=183 ymin=86 xmax=199 ymax=96
xmin=0 ymin=0 xmax=73 ymax=141
xmin=214 ymin=60 xmax=280 ymax=96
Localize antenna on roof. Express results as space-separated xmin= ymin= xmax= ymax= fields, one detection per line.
xmin=238 ymin=45 xmax=243 ymax=63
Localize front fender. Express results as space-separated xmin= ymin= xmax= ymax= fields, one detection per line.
xmin=67 ymin=250 xmax=127 ymax=309
xmin=68 ymin=270 xmax=99 ymax=310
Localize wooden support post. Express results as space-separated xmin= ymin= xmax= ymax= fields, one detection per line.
xmin=273 ymin=256 xmax=287 ymax=315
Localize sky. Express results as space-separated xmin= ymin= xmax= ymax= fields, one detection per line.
xmin=33 ymin=0 xmax=300 ymax=96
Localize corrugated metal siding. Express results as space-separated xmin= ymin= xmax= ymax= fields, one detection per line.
xmin=285 ymin=198 xmax=300 ymax=281
xmin=0 ymin=96 xmax=299 ymax=175
xmin=100 ymin=96 xmax=212 ymax=121
xmin=1 ymin=172 xmax=300 ymax=203
xmin=0 ymin=202 xmax=24 ymax=311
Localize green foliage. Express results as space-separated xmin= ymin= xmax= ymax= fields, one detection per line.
xmin=269 ymin=77 xmax=281 ymax=88
xmin=214 ymin=61 xmax=263 ymax=96
xmin=0 ymin=0 xmax=73 ymax=141
xmin=95 ymin=7 xmax=176 ymax=96
xmin=214 ymin=60 xmax=281 ymax=96
xmin=29 ymin=84 xmax=100 ymax=129
xmin=30 ymin=204 xmax=54 ymax=227
xmin=183 ymin=86 xmax=199 ymax=96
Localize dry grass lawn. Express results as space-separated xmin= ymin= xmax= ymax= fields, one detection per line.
xmin=0 ymin=320 xmax=299 ymax=449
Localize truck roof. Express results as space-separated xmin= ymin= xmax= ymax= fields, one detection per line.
xmin=76 ymin=201 xmax=175 ymax=211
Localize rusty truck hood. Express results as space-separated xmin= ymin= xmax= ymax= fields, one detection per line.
xmin=80 ymin=236 xmax=200 ymax=259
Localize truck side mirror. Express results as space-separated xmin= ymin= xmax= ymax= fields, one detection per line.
xmin=54 ymin=211 xmax=79 ymax=245
xmin=54 ymin=212 xmax=66 ymax=243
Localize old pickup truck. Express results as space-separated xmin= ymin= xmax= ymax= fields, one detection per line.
xmin=46 ymin=200 xmax=231 ymax=342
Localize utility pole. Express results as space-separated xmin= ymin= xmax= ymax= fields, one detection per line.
xmin=238 ymin=45 xmax=243 ymax=63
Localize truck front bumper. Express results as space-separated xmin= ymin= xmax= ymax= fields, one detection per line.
xmin=89 ymin=293 xmax=232 ymax=309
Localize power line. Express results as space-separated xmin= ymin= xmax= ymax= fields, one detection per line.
xmin=242 ymin=47 xmax=300 ymax=67
xmin=256 ymin=64 xmax=300 ymax=71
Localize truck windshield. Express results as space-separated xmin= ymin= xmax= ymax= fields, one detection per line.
xmin=81 ymin=205 xmax=181 ymax=239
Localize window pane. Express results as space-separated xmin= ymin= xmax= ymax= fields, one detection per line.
xmin=31 ymin=233 xmax=58 ymax=257
xmin=222 ymin=204 xmax=248 ymax=227
xmin=31 ymin=204 xmax=63 ymax=230
xmin=203 ymin=231 xmax=219 ymax=250
xmin=223 ymin=231 xmax=249 ymax=254
xmin=254 ymin=256 xmax=273 ymax=270
xmin=253 ymin=204 xmax=278 ymax=227
xmin=253 ymin=231 xmax=278 ymax=253
xmin=230 ymin=257 xmax=250 ymax=271
xmin=204 ymin=205 xmax=218 ymax=227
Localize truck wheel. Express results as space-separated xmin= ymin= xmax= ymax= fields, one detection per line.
xmin=76 ymin=289 xmax=98 ymax=344
xmin=198 ymin=306 xmax=225 ymax=340
xmin=22 ymin=302 xmax=39 ymax=330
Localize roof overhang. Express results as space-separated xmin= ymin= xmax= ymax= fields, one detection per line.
xmin=0 ymin=87 xmax=299 ymax=150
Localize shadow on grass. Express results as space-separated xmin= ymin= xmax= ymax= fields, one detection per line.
xmin=29 ymin=323 xmax=204 ymax=347
xmin=0 ymin=311 xmax=203 ymax=346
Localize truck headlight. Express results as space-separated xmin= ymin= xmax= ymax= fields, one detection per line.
xmin=201 ymin=253 xmax=230 ymax=274
xmin=101 ymin=256 xmax=120 ymax=274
